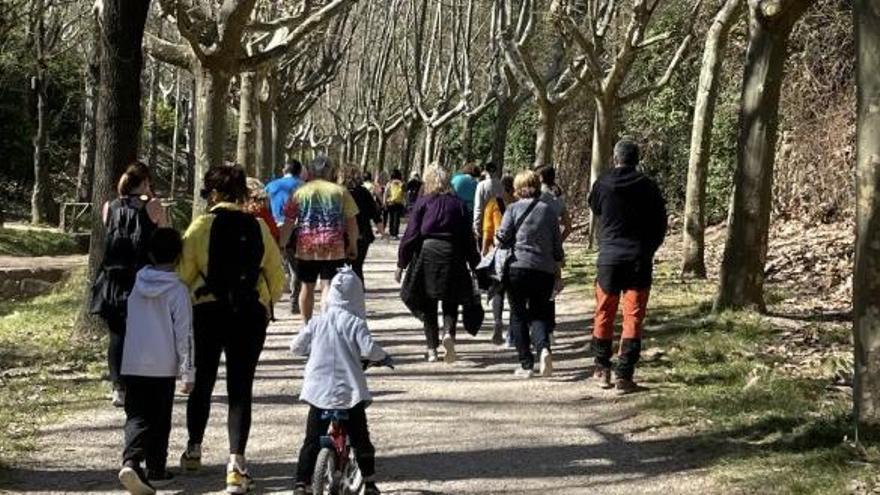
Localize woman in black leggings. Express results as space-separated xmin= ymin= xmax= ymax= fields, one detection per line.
xmin=177 ymin=165 xmax=284 ymax=494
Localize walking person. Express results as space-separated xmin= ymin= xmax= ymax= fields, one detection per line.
xmin=177 ymin=165 xmax=284 ymax=493
xmin=281 ymin=155 xmax=359 ymax=323
xmin=117 ymin=228 xmax=194 ymax=495
xmin=473 ymin=161 xmax=503 ymax=244
xmin=405 ymin=171 xmax=423 ymax=211
xmin=340 ymin=165 xmax=385 ymax=283
xmin=397 ymin=164 xmax=480 ymax=363
xmin=383 ymin=169 xmax=406 ymax=239
xmin=450 ymin=164 xmax=480 ymax=217
xmin=265 ymin=160 xmax=304 ymax=314
xmin=497 ymin=170 xmax=565 ymax=379
xmin=90 ymin=161 xmax=169 ymax=407
xmin=588 ymin=139 xmax=667 ymax=394
xmin=481 ymin=175 xmax=515 ymax=346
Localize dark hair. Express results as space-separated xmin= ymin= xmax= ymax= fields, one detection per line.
xmin=117 ymin=161 xmax=152 ymax=196
xmin=390 ymin=169 xmax=403 ymax=181
xmin=537 ymin=166 xmax=556 ymax=187
xmin=460 ymin=164 xmax=475 ymax=176
xmin=284 ymin=159 xmax=302 ymax=177
xmin=471 ymin=165 xmax=482 ymax=178
xmin=148 ymin=228 xmax=182 ymax=265
xmin=200 ymin=164 xmax=248 ymax=203
xmin=614 ymin=139 xmax=640 ymax=166
xmin=483 ymin=162 xmax=497 ymax=174
xmin=501 ymin=175 xmax=514 ymax=194
xmin=363 ymin=172 xmax=373 ymax=183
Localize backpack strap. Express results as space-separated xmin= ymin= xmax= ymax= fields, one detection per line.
xmin=499 ymin=198 xmax=539 ymax=248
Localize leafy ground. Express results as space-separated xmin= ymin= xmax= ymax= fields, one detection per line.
xmin=0 ymin=270 xmax=105 ymax=472
xmin=566 ymin=246 xmax=874 ymax=495
xmin=0 ymin=225 xmax=82 ymax=257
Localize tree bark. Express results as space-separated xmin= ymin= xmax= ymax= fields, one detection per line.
xmin=170 ymin=69 xmax=181 ymax=197
xmin=255 ymin=74 xmax=276 ymax=180
xmin=400 ymin=118 xmax=420 ymax=176
xmin=533 ymin=104 xmax=558 ymax=169
xmin=31 ymin=0 xmax=51 ymax=225
xmin=360 ymin=129 xmax=373 ymax=170
xmin=76 ymin=21 xmax=99 ymax=204
xmin=462 ymin=113 xmax=476 ymax=164
xmin=490 ymin=98 xmax=522 ymax=174
xmin=853 ymin=0 xmax=880 ymax=435
xmin=184 ymin=76 xmax=195 ymax=191
xmin=714 ymin=1 xmax=811 ymax=312
xmin=423 ymin=125 xmax=439 ymax=172
xmin=375 ymin=128 xmax=388 ymax=172
xmin=192 ymin=66 xmax=231 ymax=217
xmin=682 ymin=0 xmax=743 ymax=278
xmin=273 ymin=107 xmax=290 ymax=175
xmin=588 ymin=97 xmax=616 ymax=247
xmin=146 ymin=57 xmax=159 ymax=169
xmin=81 ymin=0 xmax=151 ymax=332
xmin=236 ymin=71 xmax=257 ymax=175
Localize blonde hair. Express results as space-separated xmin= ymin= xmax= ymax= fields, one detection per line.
xmin=422 ymin=163 xmax=451 ymax=195
xmin=246 ymin=177 xmax=267 ymax=200
xmin=514 ymin=170 xmax=542 ymax=199
xmin=338 ymin=164 xmax=363 ymax=189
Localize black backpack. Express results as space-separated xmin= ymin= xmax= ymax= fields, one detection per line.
xmin=196 ymin=209 xmax=264 ymax=313
xmin=90 ymin=197 xmax=156 ymax=318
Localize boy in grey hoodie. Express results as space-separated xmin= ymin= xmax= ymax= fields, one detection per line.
xmin=118 ymin=228 xmax=195 ymax=495
xmin=290 ymin=267 xmax=390 ymax=495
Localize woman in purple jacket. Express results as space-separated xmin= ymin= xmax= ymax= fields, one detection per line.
xmin=396 ymin=164 xmax=480 ymax=363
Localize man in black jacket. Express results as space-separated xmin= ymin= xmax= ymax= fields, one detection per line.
xmin=588 ymin=138 xmax=667 ymax=394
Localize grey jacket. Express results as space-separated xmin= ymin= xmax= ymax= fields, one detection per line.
xmin=497 ymin=199 xmax=565 ymax=275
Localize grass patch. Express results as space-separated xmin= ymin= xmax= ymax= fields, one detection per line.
xmin=0 ymin=227 xmax=81 ymax=257
xmin=0 ymin=270 xmax=104 ymax=472
xmin=567 ymin=249 xmax=874 ymax=494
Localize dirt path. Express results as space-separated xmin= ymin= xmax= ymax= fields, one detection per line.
xmin=2 ymin=242 xmax=715 ymax=494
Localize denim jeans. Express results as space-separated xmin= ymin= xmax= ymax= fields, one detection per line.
xmin=508 ymin=268 xmax=555 ymax=370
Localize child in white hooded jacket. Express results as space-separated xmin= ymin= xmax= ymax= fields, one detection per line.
xmin=118 ymin=228 xmax=195 ymax=495
xmin=290 ymin=267 xmax=389 ymax=495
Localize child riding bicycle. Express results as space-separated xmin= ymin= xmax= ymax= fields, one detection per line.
xmin=291 ymin=267 xmax=390 ymax=495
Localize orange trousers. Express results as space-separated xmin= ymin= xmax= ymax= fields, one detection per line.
xmin=593 ymin=284 xmax=650 ymax=342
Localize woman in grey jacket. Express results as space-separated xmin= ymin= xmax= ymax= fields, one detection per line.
xmin=497 ymin=170 xmax=565 ymax=379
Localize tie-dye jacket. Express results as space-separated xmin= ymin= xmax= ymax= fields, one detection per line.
xmin=284 ymin=179 xmax=359 ymax=261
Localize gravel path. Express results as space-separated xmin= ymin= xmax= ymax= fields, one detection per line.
xmin=2 ymin=242 xmax=716 ymax=494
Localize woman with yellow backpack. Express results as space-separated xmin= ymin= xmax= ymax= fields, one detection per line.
xmin=383 ymin=169 xmax=406 ymax=239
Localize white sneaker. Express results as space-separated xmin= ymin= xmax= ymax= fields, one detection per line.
xmin=514 ymin=367 xmax=534 ymax=379
xmin=426 ymin=349 xmax=439 ymax=362
xmin=112 ymin=388 xmax=125 ymax=408
xmin=442 ymin=334 xmax=456 ymax=363
xmin=119 ymin=465 xmax=156 ymax=495
xmin=539 ymin=348 xmax=553 ymax=377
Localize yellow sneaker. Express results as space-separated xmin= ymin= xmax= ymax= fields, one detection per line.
xmin=226 ymin=465 xmax=253 ymax=494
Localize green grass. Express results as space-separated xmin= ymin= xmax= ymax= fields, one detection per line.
xmin=0 ymin=270 xmax=104 ymax=471
xmin=0 ymin=227 xmax=81 ymax=256
xmin=567 ymin=249 xmax=875 ymax=494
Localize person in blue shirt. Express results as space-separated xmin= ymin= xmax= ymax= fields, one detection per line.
xmin=450 ymin=164 xmax=481 ymax=216
xmin=265 ymin=160 xmax=303 ymax=225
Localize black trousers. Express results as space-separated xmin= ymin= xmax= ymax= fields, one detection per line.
xmin=387 ymin=204 xmax=405 ymax=237
xmin=104 ymin=313 xmax=126 ymax=388
xmin=296 ymin=402 xmax=375 ymax=483
xmin=352 ymin=240 xmax=371 ymax=283
xmin=422 ymin=299 xmax=458 ymax=350
xmin=508 ymin=268 xmax=555 ymax=370
xmin=186 ymin=301 xmax=267 ymax=455
xmin=122 ymin=376 xmax=176 ymax=472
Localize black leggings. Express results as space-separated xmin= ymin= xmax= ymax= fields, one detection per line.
xmin=104 ymin=313 xmax=126 ymax=388
xmin=296 ymin=402 xmax=375 ymax=483
xmin=186 ymin=301 xmax=267 ymax=455
xmin=387 ymin=204 xmax=404 ymax=237
xmin=352 ymin=240 xmax=371 ymax=284
xmin=422 ymin=299 xmax=458 ymax=349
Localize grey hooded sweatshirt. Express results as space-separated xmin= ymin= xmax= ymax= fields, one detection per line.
xmin=291 ymin=267 xmax=387 ymax=410
xmin=122 ymin=266 xmax=195 ymax=383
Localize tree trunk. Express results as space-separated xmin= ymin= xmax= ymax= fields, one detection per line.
xmin=682 ymin=0 xmax=743 ymax=278
xmin=170 ymin=69 xmax=181 ymax=197
xmin=236 ymin=71 xmax=257 ymax=175
xmin=853 ymin=0 xmax=880 ymax=435
xmin=31 ymin=0 xmax=51 ymax=225
xmin=423 ymin=125 xmax=438 ymax=172
xmin=490 ymin=98 xmax=521 ymax=173
xmin=588 ymin=98 xmax=615 ymax=247
xmin=462 ymin=113 xmax=476 ymax=164
xmin=274 ymin=107 xmax=290 ymax=174
xmin=714 ymin=4 xmax=807 ymax=312
xmin=400 ymin=118 xmax=420 ymax=176
xmin=193 ymin=65 xmax=231 ymax=217
xmin=255 ymin=73 xmax=275 ymax=180
xmin=184 ymin=76 xmax=195 ymax=191
xmin=81 ymin=0 xmax=151 ymax=332
xmin=360 ymin=129 xmax=373 ymax=170
xmin=375 ymin=128 xmax=388 ymax=172
xmin=76 ymin=22 xmax=99 ymax=204
xmin=533 ymin=104 xmax=558 ymax=169
xmin=146 ymin=56 xmax=159 ymax=169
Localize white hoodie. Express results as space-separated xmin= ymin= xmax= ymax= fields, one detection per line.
xmin=291 ymin=267 xmax=387 ymax=410
xmin=122 ymin=266 xmax=195 ymax=383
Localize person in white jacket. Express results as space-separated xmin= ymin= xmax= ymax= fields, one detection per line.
xmin=118 ymin=228 xmax=195 ymax=495
xmin=290 ymin=267 xmax=389 ymax=495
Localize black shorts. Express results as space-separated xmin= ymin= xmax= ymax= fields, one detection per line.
xmin=295 ymin=259 xmax=346 ymax=284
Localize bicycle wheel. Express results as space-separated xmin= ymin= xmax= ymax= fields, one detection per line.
xmin=312 ymin=447 xmax=337 ymax=495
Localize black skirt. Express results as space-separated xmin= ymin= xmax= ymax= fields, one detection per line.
xmin=401 ymin=238 xmax=475 ymax=320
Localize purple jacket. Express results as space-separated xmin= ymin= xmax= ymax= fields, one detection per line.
xmin=397 ymin=193 xmax=479 ymax=269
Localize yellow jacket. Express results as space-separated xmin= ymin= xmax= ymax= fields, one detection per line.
xmin=482 ymin=197 xmax=504 ymax=255
xmin=178 ymin=202 xmax=285 ymax=310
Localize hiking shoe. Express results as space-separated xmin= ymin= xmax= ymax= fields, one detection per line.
xmin=615 ymin=378 xmax=640 ymax=395
xmin=593 ymin=367 xmax=613 ymax=389
xmin=539 ymin=348 xmax=553 ymax=377
xmin=226 ymin=464 xmax=254 ymax=494
xmin=111 ymin=387 xmax=125 ymax=408
xmin=514 ymin=367 xmax=534 ymax=379
xmin=119 ymin=464 xmax=156 ymax=495
xmin=426 ymin=348 xmax=439 ymax=362
xmin=293 ymin=482 xmax=309 ymax=495
xmin=364 ymin=481 xmax=382 ymax=495
xmin=491 ymin=325 xmax=504 ymax=346
xmin=442 ymin=334 xmax=456 ymax=363
xmin=180 ymin=444 xmax=201 ymax=472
